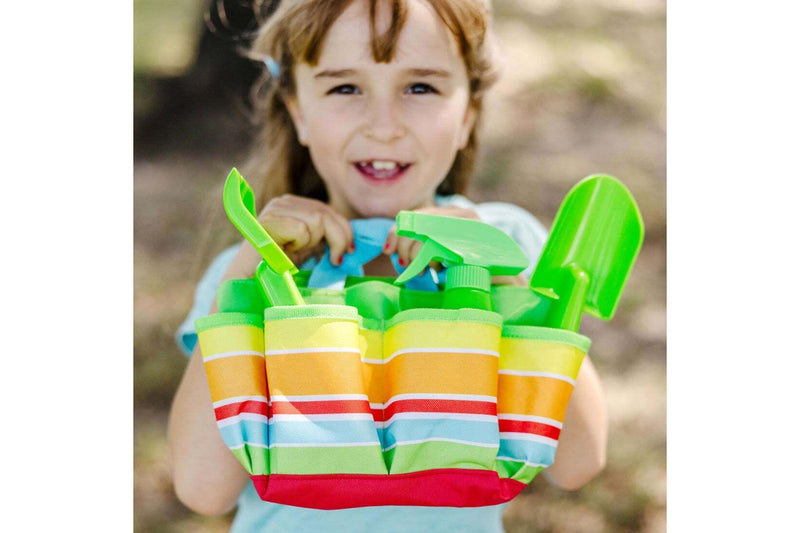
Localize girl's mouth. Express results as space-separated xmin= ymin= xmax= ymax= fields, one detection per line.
xmin=354 ymin=160 xmax=411 ymax=181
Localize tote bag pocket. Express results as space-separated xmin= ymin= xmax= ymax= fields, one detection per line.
xmin=494 ymin=325 xmax=589 ymax=485
xmin=381 ymin=308 xmax=503 ymax=475
xmin=195 ymin=312 xmax=270 ymax=476
xmin=261 ymin=304 xmax=386 ymax=475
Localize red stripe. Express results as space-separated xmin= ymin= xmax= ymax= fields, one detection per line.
xmin=377 ymin=399 xmax=496 ymax=422
xmin=214 ymin=400 xmax=269 ymax=420
xmin=270 ymin=399 xmax=371 ymax=416
xmin=250 ymin=469 xmax=527 ymax=509
xmin=498 ymin=419 xmax=561 ymax=440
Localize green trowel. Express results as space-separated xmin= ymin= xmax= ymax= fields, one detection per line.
xmin=223 ymin=168 xmax=305 ymax=306
xmin=530 ymin=174 xmax=644 ymax=331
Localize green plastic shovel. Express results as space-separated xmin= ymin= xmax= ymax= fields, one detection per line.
xmin=223 ymin=168 xmax=305 ymax=306
xmin=530 ymin=174 xmax=644 ymax=331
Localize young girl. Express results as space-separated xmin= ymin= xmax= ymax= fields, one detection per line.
xmin=168 ymin=0 xmax=607 ymax=531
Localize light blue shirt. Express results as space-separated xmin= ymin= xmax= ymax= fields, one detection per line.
xmin=175 ymin=194 xmax=548 ymax=532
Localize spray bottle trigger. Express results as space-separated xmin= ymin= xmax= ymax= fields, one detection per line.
xmin=393 ymin=240 xmax=460 ymax=286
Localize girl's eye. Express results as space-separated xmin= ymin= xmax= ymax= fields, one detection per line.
xmin=406 ymin=83 xmax=438 ymax=95
xmin=327 ymin=84 xmax=360 ymax=95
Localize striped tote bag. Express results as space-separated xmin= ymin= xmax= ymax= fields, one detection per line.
xmin=195 ymin=281 xmax=588 ymax=509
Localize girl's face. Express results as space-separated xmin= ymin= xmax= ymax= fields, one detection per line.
xmin=285 ymin=0 xmax=476 ymax=219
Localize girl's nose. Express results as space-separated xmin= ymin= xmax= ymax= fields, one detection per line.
xmin=363 ymin=96 xmax=406 ymax=143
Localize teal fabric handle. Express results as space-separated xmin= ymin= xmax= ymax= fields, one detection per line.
xmin=308 ymin=218 xmax=440 ymax=292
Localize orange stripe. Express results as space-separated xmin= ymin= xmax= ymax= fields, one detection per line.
xmin=497 ymin=374 xmax=574 ymax=422
xmin=204 ymin=355 xmax=267 ymax=403
xmin=362 ymin=361 xmax=385 ymax=405
xmin=385 ymin=352 xmax=498 ymax=397
xmin=360 ymin=328 xmax=385 ymax=404
xmin=265 ymin=351 xmax=366 ymax=396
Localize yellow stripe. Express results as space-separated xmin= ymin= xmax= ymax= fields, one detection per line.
xmin=265 ymin=351 xmax=366 ymax=396
xmin=497 ymin=374 xmax=574 ymax=422
xmin=198 ymin=324 xmax=263 ymax=358
xmin=205 ymin=355 xmax=267 ymax=402
xmin=499 ymin=338 xmax=585 ymax=380
xmin=385 ymin=352 xmax=498 ymax=396
xmin=264 ymin=318 xmax=359 ymax=351
xmin=360 ymin=328 xmax=382 ymax=361
xmin=385 ymin=320 xmax=500 ymax=356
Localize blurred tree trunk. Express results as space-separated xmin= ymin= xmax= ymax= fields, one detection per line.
xmin=134 ymin=0 xmax=270 ymax=157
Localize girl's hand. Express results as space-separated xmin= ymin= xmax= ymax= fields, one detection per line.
xmin=382 ymin=206 xmax=481 ymax=268
xmin=224 ymin=194 xmax=354 ymax=280
xmin=259 ymin=194 xmax=355 ymax=266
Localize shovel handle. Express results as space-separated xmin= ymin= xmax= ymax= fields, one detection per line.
xmin=546 ymin=265 xmax=590 ymax=331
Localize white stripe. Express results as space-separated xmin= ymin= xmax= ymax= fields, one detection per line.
xmin=203 ymin=350 xmax=263 ymax=362
xmin=270 ymin=394 xmax=369 ymax=403
xmin=495 ymin=455 xmax=547 ymax=469
xmin=381 ymin=347 xmax=499 ymax=364
xmin=268 ymin=413 xmax=375 ymax=423
xmin=217 ymin=413 xmax=269 ymax=428
xmin=229 ymin=440 xmax=379 ymax=450
xmin=263 ymin=347 xmax=361 ymax=356
xmin=384 ymin=393 xmax=497 ymax=407
xmin=499 ymin=432 xmax=558 ymax=447
xmin=498 ymin=369 xmax=576 ymax=386
xmin=497 ymin=414 xmax=563 ymax=429
xmin=269 ymin=441 xmax=379 ymax=449
xmin=376 ymin=412 xmax=497 ymax=428
xmin=383 ymin=437 xmax=498 ymax=451
xmin=212 ymin=395 xmax=269 ymax=409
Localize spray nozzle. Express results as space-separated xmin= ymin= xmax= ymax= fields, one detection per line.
xmin=393 ymin=211 xmax=528 ymax=309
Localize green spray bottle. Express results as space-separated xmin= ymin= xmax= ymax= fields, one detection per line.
xmin=392 ymin=211 xmax=529 ymax=310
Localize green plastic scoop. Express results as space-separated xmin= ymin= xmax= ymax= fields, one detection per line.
xmin=223 ymin=168 xmax=305 ymax=306
xmin=530 ymin=174 xmax=644 ymax=331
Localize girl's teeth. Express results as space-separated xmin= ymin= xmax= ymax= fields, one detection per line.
xmin=356 ymin=160 xmax=409 ymax=179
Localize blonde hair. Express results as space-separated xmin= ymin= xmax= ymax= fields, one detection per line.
xmin=241 ymin=0 xmax=499 ymax=210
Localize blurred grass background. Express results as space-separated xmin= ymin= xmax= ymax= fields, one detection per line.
xmin=133 ymin=0 xmax=665 ymax=531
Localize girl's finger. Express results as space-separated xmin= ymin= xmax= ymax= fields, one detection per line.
xmin=382 ymin=226 xmax=398 ymax=257
xmin=288 ymin=197 xmax=354 ymax=260
xmin=262 ymin=196 xmax=326 ymax=249
xmin=395 ymin=236 xmax=423 ymax=269
xmin=319 ymin=209 xmax=354 ymax=266
xmin=259 ymin=196 xmax=352 ymax=264
xmin=259 ymin=208 xmax=314 ymax=251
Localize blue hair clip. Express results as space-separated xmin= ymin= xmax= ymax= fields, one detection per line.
xmin=264 ymin=56 xmax=280 ymax=78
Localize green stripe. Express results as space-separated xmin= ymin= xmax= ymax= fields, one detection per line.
xmin=270 ymin=445 xmax=387 ymax=475
xmin=230 ymin=445 xmax=270 ymax=476
xmin=195 ymin=312 xmax=263 ymax=332
xmin=263 ymin=304 xmax=360 ymax=322
xmin=501 ymin=325 xmax=591 ymax=352
xmin=494 ymin=458 xmax=545 ymax=484
xmin=385 ymin=441 xmax=498 ymax=474
xmin=385 ymin=308 xmax=503 ymax=330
